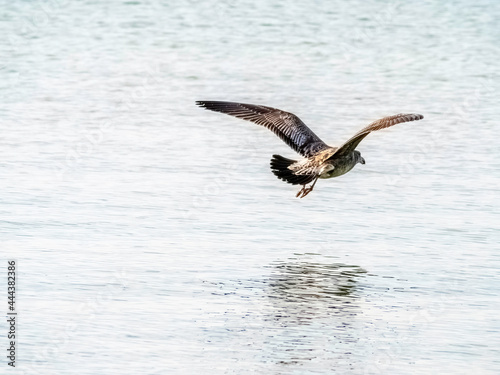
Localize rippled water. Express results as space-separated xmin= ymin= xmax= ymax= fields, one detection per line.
xmin=1 ymin=0 xmax=499 ymax=374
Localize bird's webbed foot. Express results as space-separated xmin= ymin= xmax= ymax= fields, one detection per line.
xmin=295 ymin=177 xmax=319 ymax=198
xmin=296 ymin=185 xmax=313 ymax=198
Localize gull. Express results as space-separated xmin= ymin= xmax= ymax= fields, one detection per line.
xmin=196 ymin=101 xmax=423 ymax=198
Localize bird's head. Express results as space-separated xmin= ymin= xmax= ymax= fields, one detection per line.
xmin=354 ymin=150 xmax=365 ymax=165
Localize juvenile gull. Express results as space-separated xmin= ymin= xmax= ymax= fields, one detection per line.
xmin=196 ymin=101 xmax=424 ymax=198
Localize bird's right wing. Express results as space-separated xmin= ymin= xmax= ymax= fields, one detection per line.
xmin=331 ymin=113 xmax=424 ymax=158
xmin=196 ymin=101 xmax=330 ymax=157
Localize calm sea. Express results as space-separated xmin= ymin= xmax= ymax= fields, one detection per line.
xmin=1 ymin=0 xmax=499 ymax=374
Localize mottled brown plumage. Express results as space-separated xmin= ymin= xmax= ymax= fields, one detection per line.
xmin=196 ymin=101 xmax=423 ymax=198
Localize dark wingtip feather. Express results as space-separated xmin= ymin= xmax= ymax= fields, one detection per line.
xmin=409 ymin=113 xmax=424 ymax=121
xmin=196 ymin=101 xmax=223 ymax=109
xmin=195 ymin=101 xmax=236 ymax=113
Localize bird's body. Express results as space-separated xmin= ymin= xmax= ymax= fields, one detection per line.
xmin=196 ymin=101 xmax=423 ymax=198
xmin=287 ymin=148 xmax=361 ymax=179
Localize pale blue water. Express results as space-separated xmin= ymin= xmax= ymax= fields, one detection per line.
xmin=1 ymin=0 xmax=499 ymax=374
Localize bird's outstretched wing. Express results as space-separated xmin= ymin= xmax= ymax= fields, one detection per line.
xmin=196 ymin=101 xmax=330 ymax=157
xmin=331 ymin=113 xmax=424 ymax=158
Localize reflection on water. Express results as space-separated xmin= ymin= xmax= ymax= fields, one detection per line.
xmin=267 ymin=260 xmax=367 ymax=326
xmin=257 ymin=257 xmax=369 ymax=369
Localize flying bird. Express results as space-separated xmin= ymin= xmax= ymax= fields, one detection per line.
xmin=196 ymin=101 xmax=423 ymax=198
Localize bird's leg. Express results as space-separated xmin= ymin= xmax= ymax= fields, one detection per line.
xmin=296 ymin=177 xmax=319 ymax=198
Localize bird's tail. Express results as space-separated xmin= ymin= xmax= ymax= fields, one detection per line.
xmin=270 ymin=155 xmax=316 ymax=185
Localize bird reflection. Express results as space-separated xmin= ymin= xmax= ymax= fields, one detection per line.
xmin=259 ymin=258 xmax=368 ymax=369
xmin=266 ymin=259 xmax=367 ymax=326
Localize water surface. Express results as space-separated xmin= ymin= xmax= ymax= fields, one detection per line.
xmin=1 ymin=0 xmax=499 ymax=374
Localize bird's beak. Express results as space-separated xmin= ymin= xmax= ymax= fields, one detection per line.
xmin=360 ymin=157 xmax=365 ymax=165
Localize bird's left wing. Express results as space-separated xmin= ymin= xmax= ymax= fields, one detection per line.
xmin=196 ymin=101 xmax=330 ymax=157
xmin=331 ymin=113 xmax=424 ymax=158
